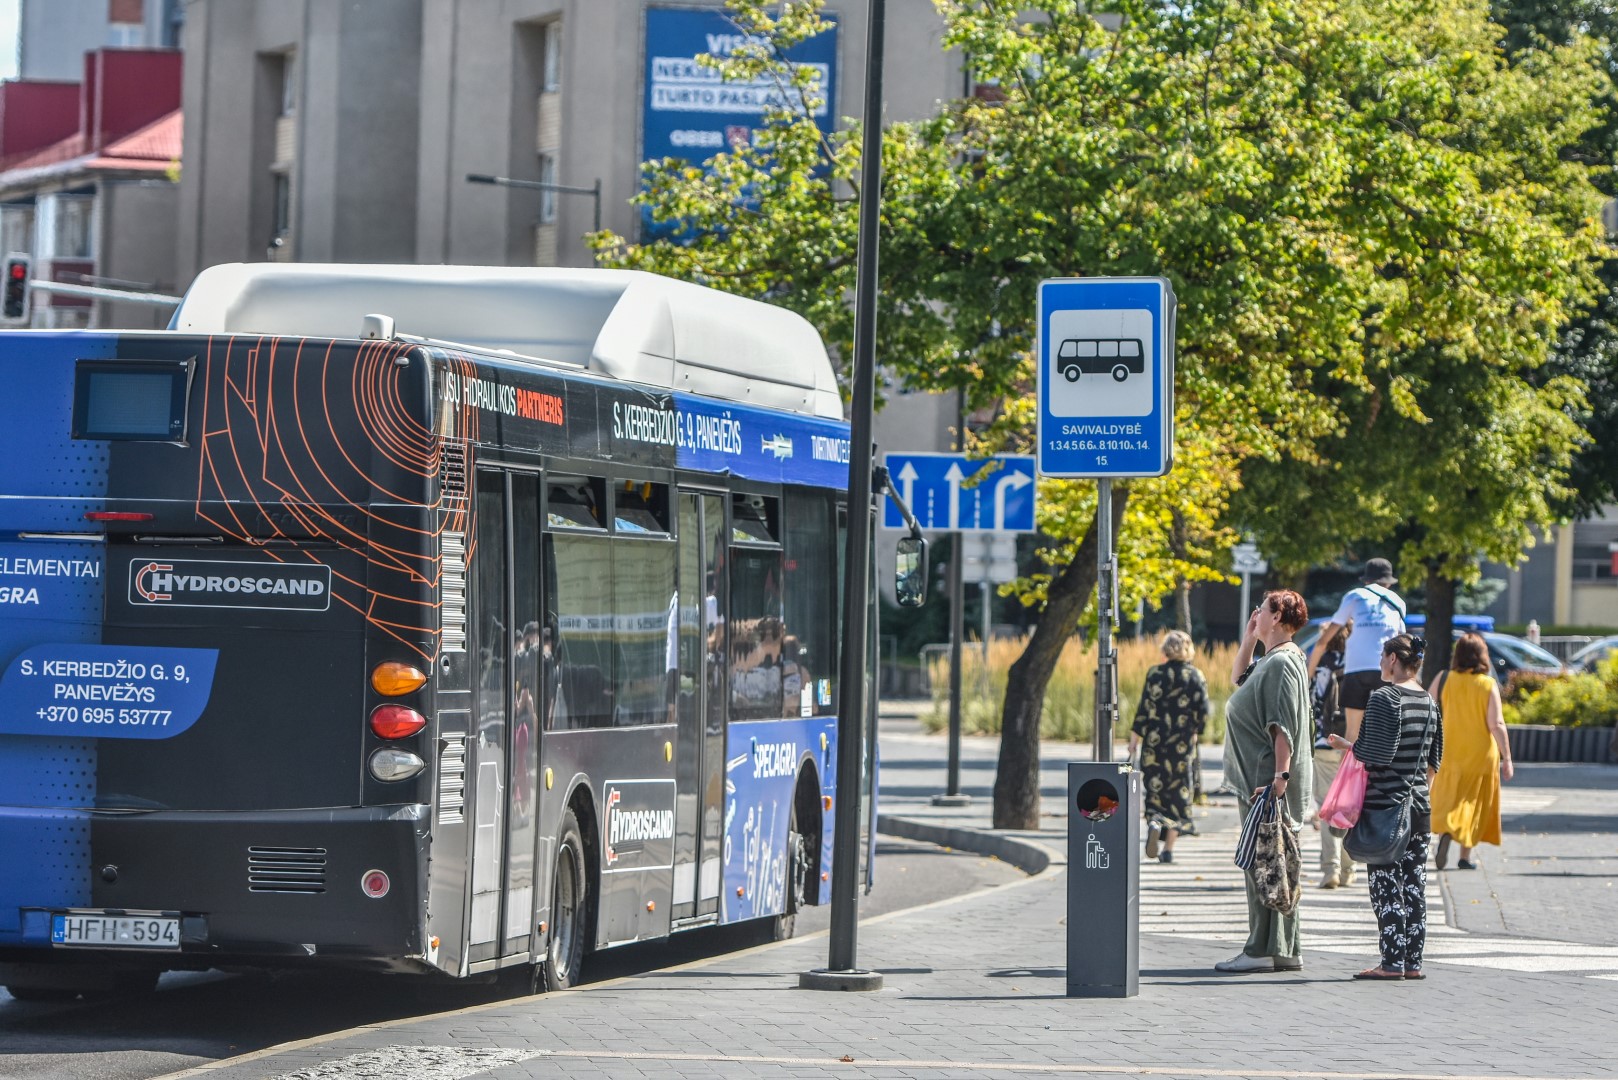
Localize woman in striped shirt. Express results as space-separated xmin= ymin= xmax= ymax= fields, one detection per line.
xmin=1327 ymin=633 xmax=1442 ymax=980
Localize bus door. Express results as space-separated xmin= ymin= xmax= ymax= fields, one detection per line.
xmin=467 ymin=470 xmax=544 ymax=964
xmin=672 ymin=490 xmax=726 ymax=921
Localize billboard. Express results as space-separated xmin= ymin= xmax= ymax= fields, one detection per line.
xmin=641 ymin=7 xmax=839 ymax=237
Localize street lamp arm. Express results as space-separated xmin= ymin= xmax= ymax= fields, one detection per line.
xmin=465 ymin=172 xmax=603 ymax=233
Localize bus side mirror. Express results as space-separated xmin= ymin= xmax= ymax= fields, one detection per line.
xmin=895 ymin=536 xmax=928 ymax=608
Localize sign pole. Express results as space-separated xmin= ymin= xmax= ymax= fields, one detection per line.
xmin=1238 ymin=570 xmax=1252 ymax=630
xmin=944 ymin=539 xmax=965 ymax=797
xmin=937 ymin=388 xmax=969 ymax=806
xmin=1094 ymin=479 xmax=1117 ymax=763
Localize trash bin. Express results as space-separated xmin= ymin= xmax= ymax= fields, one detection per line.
xmin=1066 ymin=761 xmax=1141 ymax=998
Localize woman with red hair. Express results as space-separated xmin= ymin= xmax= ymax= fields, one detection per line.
xmin=1216 ymin=589 xmax=1314 ymax=974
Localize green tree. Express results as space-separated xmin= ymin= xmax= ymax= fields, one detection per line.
xmin=596 ymin=0 xmax=1606 ymax=827
xmin=1234 ymin=4 xmax=1607 ymax=677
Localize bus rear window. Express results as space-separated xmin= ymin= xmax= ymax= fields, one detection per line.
xmin=72 ymin=359 xmax=191 ymax=441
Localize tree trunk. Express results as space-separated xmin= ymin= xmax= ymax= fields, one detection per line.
xmin=992 ymin=486 xmax=1131 ymax=829
xmin=1421 ymin=567 xmax=1457 ymax=685
xmin=1171 ymin=510 xmax=1192 ymax=631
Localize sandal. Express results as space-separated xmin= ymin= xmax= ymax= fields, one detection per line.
xmin=1353 ymin=966 xmax=1405 ymax=980
xmin=1404 ymin=969 xmax=1425 ymax=980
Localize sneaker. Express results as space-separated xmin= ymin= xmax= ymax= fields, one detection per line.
xmin=1456 ymin=858 xmax=1476 ymax=870
xmin=1434 ymin=834 xmax=1452 ymax=870
xmin=1158 ymin=850 xmax=1174 ymax=864
xmin=1145 ymin=823 xmax=1162 ymax=860
xmin=1214 ymin=952 xmax=1276 ymax=973
xmin=1273 ymin=956 xmax=1303 ymax=972
xmin=1318 ymin=873 xmax=1340 ymax=889
xmin=1341 ymin=867 xmax=1356 ymax=888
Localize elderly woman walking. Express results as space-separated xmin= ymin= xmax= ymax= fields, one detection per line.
xmin=1216 ymin=589 xmax=1314 ymax=974
xmin=1128 ymin=630 xmax=1211 ymax=865
xmin=1329 ymin=634 xmax=1443 ymax=980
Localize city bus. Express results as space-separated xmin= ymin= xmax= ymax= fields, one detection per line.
xmin=0 ymin=265 xmax=900 ymax=999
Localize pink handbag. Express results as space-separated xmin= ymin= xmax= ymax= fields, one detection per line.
xmin=1319 ymin=750 xmax=1367 ymax=829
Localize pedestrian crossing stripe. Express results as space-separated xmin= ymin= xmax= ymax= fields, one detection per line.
xmin=1139 ymin=826 xmax=1618 ymax=981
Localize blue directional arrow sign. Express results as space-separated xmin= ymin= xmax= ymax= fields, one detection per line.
xmin=882 ymin=453 xmax=1036 ymax=533
xmin=1036 ymin=277 xmax=1176 ymax=478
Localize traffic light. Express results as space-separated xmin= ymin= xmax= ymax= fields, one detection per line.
xmin=3 ymin=255 xmax=30 ymax=320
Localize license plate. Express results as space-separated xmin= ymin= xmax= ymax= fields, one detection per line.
xmin=51 ymin=913 xmax=180 ymax=950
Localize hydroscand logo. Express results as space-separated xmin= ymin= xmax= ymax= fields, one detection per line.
xmin=129 ymin=559 xmax=331 ymax=612
xmin=602 ymin=780 xmax=677 ymax=872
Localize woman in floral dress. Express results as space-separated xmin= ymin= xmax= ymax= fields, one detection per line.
xmin=1128 ymin=630 xmax=1211 ymax=864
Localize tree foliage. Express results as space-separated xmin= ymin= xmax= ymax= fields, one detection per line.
xmin=595 ymin=0 xmax=1609 ymax=827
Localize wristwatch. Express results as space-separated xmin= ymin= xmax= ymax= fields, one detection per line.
xmin=1273 ymin=771 xmax=1290 ymax=781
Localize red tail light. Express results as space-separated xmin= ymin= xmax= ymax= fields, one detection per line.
xmin=370 ymin=704 xmax=426 ymax=739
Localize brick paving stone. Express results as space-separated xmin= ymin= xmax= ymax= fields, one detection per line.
xmin=156 ymin=708 xmax=1618 ymax=1080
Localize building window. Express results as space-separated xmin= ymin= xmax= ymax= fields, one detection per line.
xmin=537 ymin=154 xmax=558 ymax=224
xmin=279 ymin=51 xmax=298 ymax=117
xmin=53 ymin=196 xmax=94 ymax=259
xmin=542 ymin=21 xmax=562 ymax=93
xmin=272 ymin=173 xmax=291 ymax=238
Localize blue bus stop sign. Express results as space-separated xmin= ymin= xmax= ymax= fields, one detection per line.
xmin=1036 ymin=278 xmax=1176 ymax=478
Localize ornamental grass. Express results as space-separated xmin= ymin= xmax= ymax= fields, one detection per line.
xmin=920 ymin=634 xmax=1240 ymax=745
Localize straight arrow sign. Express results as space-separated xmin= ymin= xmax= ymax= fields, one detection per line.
xmin=881 ymin=452 xmax=1037 ymax=533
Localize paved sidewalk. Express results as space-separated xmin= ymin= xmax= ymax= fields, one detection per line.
xmin=160 ymin=708 xmax=1618 ymax=1080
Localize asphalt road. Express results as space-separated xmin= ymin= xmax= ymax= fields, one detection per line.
xmin=0 ymin=835 xmax=1023 ymax=1080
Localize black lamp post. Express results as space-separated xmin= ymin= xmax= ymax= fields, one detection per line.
xmin=800 ymin=0 xmax=887 ymax=994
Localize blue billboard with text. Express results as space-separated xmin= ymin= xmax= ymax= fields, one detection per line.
xmin=1036 ymin=278 xmax=1176 ymax=478
xmin=641 ymin=7 xmax=838 ymax=239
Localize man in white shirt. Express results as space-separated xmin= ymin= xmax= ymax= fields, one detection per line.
xmin=1307 ymin=558 xmax=1407 ymax=742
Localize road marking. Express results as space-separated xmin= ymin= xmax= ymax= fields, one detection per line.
xmin=1140 ymin=820 xmax=1618 ymax=980
xmin=515 ymin=1047 xmax=1605 ymax=1080
xmin=268 ymin=1046 xmax=541 ymax=1079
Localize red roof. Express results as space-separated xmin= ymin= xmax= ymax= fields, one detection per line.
xmin=0 ymin=108 xmax=180 ymax=184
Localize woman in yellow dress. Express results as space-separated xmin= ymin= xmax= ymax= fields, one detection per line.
xmin=1428 ymin=633 xmax=1515 ymax=870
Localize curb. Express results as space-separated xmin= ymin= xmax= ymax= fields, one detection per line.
xmin=876 ymin=813 xmax=1061 ymax=876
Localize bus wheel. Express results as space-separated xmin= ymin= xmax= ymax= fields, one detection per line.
xmin=1062 ymin=366 xmax=1081 ymax=382
xmin=541 ymin=808 xmax=589 ymax=991
xmin=1111 ymin=365 xmax=1129 ymax=382
xmin=771 ymin=814 xmax=809 ymax=942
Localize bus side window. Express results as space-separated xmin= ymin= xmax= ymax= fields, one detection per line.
xmin=546 ymin=532 xmax=614 ymax=729
xmin=1098 ymin=341 xmax=1119 ymax=357
xmin=783 ymin=491 xmax=836 ymax=718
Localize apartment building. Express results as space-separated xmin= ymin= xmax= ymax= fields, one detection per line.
xmin=176 ymin=0 xmax=963 ymax=282
xmin=19 ymin=0 xmax=183 ymax=80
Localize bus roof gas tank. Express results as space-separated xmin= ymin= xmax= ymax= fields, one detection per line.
xmin=169 ymin=264 xmax=842 ymax=419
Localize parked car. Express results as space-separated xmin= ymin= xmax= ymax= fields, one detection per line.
xmin=1568 ymin=635 xmax=1618 ymax=674
xmin=1290 ymin=618 xmax=1560 ymax=687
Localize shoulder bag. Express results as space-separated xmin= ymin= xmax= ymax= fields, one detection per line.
xmin=1344 ymin=783 xmax=1413 ymax=865
xmin=1343 ymin=692 xmax=1415 ymax=864
xmin=1252 ymin=792 xmax=1302 ymax=914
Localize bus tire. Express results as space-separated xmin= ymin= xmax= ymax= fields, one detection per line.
xmin=1062 ymin=366 xmax=1080 ymax=382
xmin=1111 ymin=365 xmax=1129 ymax=382
xmin=541 ymin=808 xmax=590 ymax=991
xmin=770 ymin=805 xmax=809 ymax=942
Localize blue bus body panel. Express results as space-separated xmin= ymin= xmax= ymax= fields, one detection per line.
xmin=0 ymin=333 xmax=117 ymax=944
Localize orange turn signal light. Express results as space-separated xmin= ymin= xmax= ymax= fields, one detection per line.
xmin=372 ymin=662 xmax=428 ymax=696
xmin=370 ymin=704 xmax=427 ymax=739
